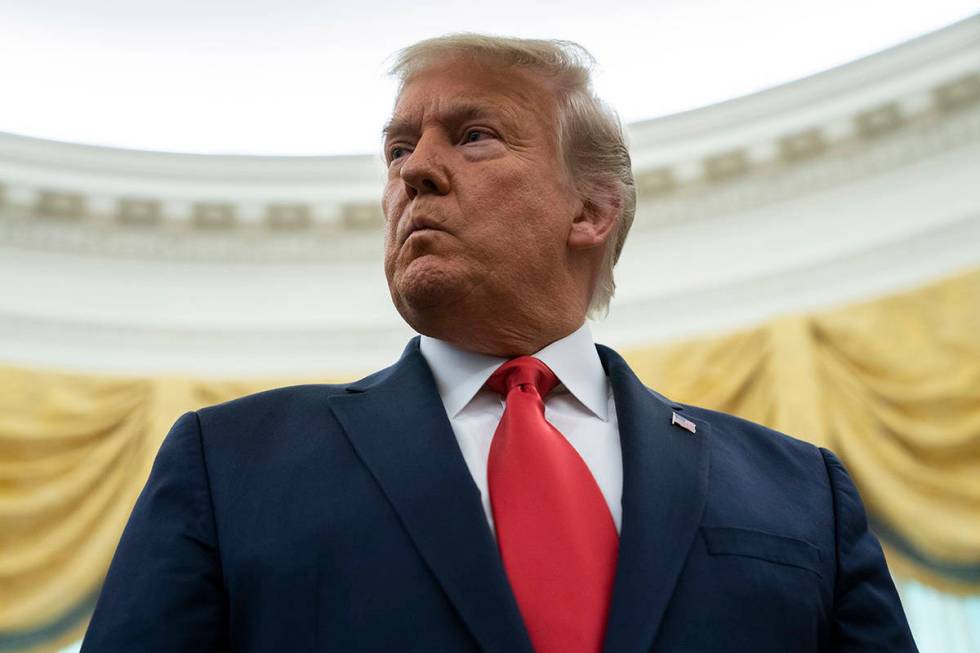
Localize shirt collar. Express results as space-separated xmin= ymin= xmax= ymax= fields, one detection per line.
xmin=419 ymin=322 xmax=610 ymax=421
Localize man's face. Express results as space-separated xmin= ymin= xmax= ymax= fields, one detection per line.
xmin=382 ymin=61 xmax=583 ymax=330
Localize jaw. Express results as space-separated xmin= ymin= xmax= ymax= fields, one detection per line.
xmin=385 ymin=233 xmax=594 ymax=355
xmin=391 ymin=254 xmax=475 ymax=312
xmin=390 ymin=260 xmax=585 ymax=357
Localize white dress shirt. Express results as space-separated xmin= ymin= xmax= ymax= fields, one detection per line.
xmin=419 ymin=323 xmax=623 ymax=537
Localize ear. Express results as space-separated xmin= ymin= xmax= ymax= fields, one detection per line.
xmin=567 ymin=187 xmax=620 ymax=251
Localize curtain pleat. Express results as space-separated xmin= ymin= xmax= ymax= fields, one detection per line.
xmin=1 ymin=268 xmax=977 ymax=652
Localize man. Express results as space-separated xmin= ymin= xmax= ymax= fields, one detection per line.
xmin=82 ymin=35 xmax=917 ymax=652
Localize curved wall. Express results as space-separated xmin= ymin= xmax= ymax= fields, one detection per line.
xmin=1 ymin=16 xmax=978 ymax=375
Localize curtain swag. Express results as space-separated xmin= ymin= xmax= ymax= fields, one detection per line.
xmin=1 ymin=268 xmax=978 ymax=652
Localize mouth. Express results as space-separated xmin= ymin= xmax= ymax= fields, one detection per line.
xmin=403 ymin=215 xmax=446 ymax=244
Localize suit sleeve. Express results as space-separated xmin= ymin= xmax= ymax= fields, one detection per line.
xmin=820 ymin=448 xmax=917 ymax=652
xmin=81 ymin=412 xmax=229 ymax=652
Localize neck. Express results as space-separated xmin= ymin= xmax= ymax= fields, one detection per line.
xmin=443 ymin=320 xmax=583 ymax=358
xmin=412 ymin=304 xmax=585 ymax=358
xmin=397 ymin=267 xmax=595 ymax=357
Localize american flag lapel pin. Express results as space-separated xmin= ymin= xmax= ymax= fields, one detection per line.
xmin=672 ymin=412 xmax=697 ymax=434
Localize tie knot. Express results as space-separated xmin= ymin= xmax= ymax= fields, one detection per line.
xmin=486 ymin=356 xmax=559 ymax=398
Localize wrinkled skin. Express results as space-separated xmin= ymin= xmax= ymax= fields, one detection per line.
xmin=382 ymin=61 xmax=617 ymax=356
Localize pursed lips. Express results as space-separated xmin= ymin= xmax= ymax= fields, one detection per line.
xmin=402 ymin=214 xmax=447 ymax=245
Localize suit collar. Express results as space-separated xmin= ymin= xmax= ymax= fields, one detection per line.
xmin=344 ymin=338 xmax=418 ymax=393
xmin=336 ymin=339 xmax=710 ymax=653
xmin=597 ymin=344 xmax=711 ymax=653
xmin=331 ymin=338 xmax=535 ymax=653
xmin=417 ymin=336 xmax=503 ymax=417
xmin=417 ymin=323 xmax=611 ymax=420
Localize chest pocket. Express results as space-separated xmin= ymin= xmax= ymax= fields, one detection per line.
xmin=701 ymin=526 xmax=822 ymax=577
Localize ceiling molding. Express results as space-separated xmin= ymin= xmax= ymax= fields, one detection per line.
xmin=1 ymin=16 xmax=978 ymax=376
xmin=0 ymin=17 xmax=976 ymax=263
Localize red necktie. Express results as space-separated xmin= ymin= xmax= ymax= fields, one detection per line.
xmin=486 ymin=356 xmax=619 ymax=653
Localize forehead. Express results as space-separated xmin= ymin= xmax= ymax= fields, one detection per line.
xmin=385 ymin=62 xmax=557 ymax=139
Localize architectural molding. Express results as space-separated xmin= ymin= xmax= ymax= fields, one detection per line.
xmin=0 ymin=17 xmax=977 ymax=263
xmin=2 ymin=209 xmax=977 ymax=376
xmin=1 ymin=17 xmax=978 ymax=376
xmin=1 ymin=90 xmax=978 ymax=261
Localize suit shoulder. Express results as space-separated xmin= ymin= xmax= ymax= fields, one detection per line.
xmin=197 ymin=382 xmax=347 ymax=419
xmin=192 ymin=383 xmax=355 ymax=444
xmin=680 ymin=402 xmax=820 ymax=456
xmin=676 ymin=402 xmax=835 ymax=530
xmin=681 ymin=404 xmax=816 ymax=450
xmin=176 ymin=383 xmax=358 ymax=471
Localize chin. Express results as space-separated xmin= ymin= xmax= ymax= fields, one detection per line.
xmin=391 ymin=256 xmax=471 ymax=314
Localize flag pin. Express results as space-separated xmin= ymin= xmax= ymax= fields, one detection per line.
xmin=672 ymin=412 xmax=697 ymax=434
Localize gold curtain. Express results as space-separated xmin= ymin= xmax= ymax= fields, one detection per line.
xmin=623 ymin=267 xmax=980 ymax=593
xmin=0 ymin=375 xmax=321 ymax=651
xmin=1 ymin=268 xmax=978 ymax=652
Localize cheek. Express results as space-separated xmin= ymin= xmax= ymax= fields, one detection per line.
xmin=382 ymin=184 xmax=403 ymax=238
xmin=470 ymin=171 xmax=562 ymax=244
xmin=382 ymin=179 xmax=397 ymax=216
xmin=381 ymin=201 xmax=401 ymax=280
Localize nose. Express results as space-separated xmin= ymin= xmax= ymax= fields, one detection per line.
xmin=399 ymin=134 xmax=451 ymax=199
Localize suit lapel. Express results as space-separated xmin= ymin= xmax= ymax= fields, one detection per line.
xmin=598 ymin=345 xmax=712 ymax=653
xmin=328 ymin=339 xmax=534 ymax=653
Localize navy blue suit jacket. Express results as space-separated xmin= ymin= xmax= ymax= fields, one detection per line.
xmin=82 ymin=340 xmax=916 ymax=652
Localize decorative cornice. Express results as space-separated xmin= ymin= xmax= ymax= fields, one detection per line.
xmin=1 ymin=17 xmax=979 ymax=376
xmin=0 ymin=17 xmax=976 ymax=264
xmin=2 ymin=212 xmax=976 ymax=376
xmin=2 ymin=96 xmax=978 ymax=261
xmin=632 ymin=97 xmax=980 ymax=229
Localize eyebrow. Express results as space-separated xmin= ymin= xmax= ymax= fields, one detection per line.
xmin=382 ymin=101 xmax=521 ymax=143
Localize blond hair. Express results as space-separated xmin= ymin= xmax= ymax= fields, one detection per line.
xmin=389 ymin=34 xmax=636 ymax=317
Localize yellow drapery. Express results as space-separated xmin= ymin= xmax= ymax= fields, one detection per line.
xmin=1 ymin=267 xmax=978 ymax=652
xmin=624 ymin=268 xmax=980 ymax=594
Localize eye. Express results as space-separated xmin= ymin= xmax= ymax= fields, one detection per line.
xmin=388 ymin=145 xmax=410 ymax=162
xmin=462 ymin=129 xmax=493 ymax=144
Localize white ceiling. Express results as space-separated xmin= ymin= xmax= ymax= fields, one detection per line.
xmin=1 ymin=0 xmax=977 ymax=155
